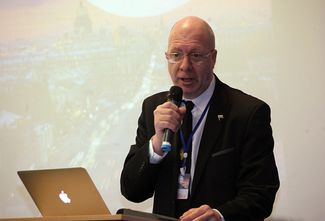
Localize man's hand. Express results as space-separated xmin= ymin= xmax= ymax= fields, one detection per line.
xmin=180 ymin=205 xmax=222 ymax=221
xmin=151 ymin=101 xmax=186 ymax=155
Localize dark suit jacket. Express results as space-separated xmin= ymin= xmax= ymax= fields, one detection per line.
xmin=120 ymin=76 xmax=279 ymax=221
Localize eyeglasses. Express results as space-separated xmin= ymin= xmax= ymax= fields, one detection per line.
xmin=165 ymin=50 xmax=214 ymax=64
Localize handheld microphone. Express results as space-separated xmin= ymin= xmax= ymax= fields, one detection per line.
xmin=161 ymin=86 xmax=183 ymax=152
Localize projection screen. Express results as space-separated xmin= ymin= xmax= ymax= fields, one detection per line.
xmin=1 ymin=1 xmax=324 ymax=220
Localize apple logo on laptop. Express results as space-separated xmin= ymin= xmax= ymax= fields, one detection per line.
xmin=59 ymin=190 xmax=71 ymax=204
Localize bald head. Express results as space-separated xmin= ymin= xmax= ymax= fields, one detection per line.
xmin=168 ymin=16 xmax=215 ymax=50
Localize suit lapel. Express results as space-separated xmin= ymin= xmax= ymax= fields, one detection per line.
xmin=191 ymin=78 xmax=230 ymax=195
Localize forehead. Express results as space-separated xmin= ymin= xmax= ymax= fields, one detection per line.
xmin=168 ymin=21 xmax=213 ymax=51
xmin=169 ymin=35 xmax=207 ymax=51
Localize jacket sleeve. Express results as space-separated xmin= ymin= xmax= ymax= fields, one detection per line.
xmin=120 ymin=96 xmax=162 ymax=202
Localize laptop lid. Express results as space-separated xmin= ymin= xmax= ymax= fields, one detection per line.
xmin=17 ymin=167 xmax=110 ymax=217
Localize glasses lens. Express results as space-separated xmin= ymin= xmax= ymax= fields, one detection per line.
xmin=169 ymin=52 xmax=183 ymax=63
xmin=190 ymin=53 xmax=202 ymax=62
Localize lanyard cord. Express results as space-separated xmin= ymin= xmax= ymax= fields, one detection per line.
xmin=180 ymin=98 xmax=212 ymax=168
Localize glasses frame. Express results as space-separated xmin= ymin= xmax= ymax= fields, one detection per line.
xmin=165 ymin=49 xmax=215 ymax=64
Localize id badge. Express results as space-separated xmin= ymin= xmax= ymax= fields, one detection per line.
xmin=177 ymin=172 xmax=191 ymax=199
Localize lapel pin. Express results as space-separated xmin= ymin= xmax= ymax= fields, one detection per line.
xmin=217 ymin=114 xmax=224 ymax=121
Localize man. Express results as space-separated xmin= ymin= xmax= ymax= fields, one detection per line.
xmin=120 ymin=16 xmax=279 ymax=221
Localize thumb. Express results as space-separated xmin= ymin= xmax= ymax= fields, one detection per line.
xmin=179 ymin=106 xmax=186 ymax=115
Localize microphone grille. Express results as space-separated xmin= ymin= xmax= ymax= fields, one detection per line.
xmin=168 ymin=86 xmax=183 ymax=103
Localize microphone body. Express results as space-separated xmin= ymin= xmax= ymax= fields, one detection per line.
xmin=161 ymin=86 xmax=183 ymax=152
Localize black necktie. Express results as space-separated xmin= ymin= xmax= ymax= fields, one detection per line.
xmin=181 ymin=101 xmax=194 ymax=173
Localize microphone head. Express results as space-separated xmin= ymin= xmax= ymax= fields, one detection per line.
xmin=167 ymin=86 xmax=183 ymax=105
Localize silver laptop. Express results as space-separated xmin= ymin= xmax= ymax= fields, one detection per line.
xmin=18 ymin=167 xmax=111 ymax=217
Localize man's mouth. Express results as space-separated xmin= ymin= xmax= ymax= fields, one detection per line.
xmin=180 ymin=78 xmax=194 ymax=83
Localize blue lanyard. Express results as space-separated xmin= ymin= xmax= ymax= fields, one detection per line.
xmin=180 ymin=98 xmax=212 ymax=167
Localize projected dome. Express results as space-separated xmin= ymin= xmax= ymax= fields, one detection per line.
xmin=87 ymin=0 xmax=189 ymax=17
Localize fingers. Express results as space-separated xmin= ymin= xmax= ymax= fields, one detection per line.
xmin=151 ymin=101 xmax=186 ymax=155
xmin=154 ymin=101 xmax=184 ymax=134
xmin=180 ymin=205 xmax=221 ymax=221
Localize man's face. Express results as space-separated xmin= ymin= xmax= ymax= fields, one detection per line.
xmin=166 ymin=22 xmax=216 ymax=99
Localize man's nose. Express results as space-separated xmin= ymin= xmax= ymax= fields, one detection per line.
xmin=179 ymin=54 xmax=192 ymax=71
